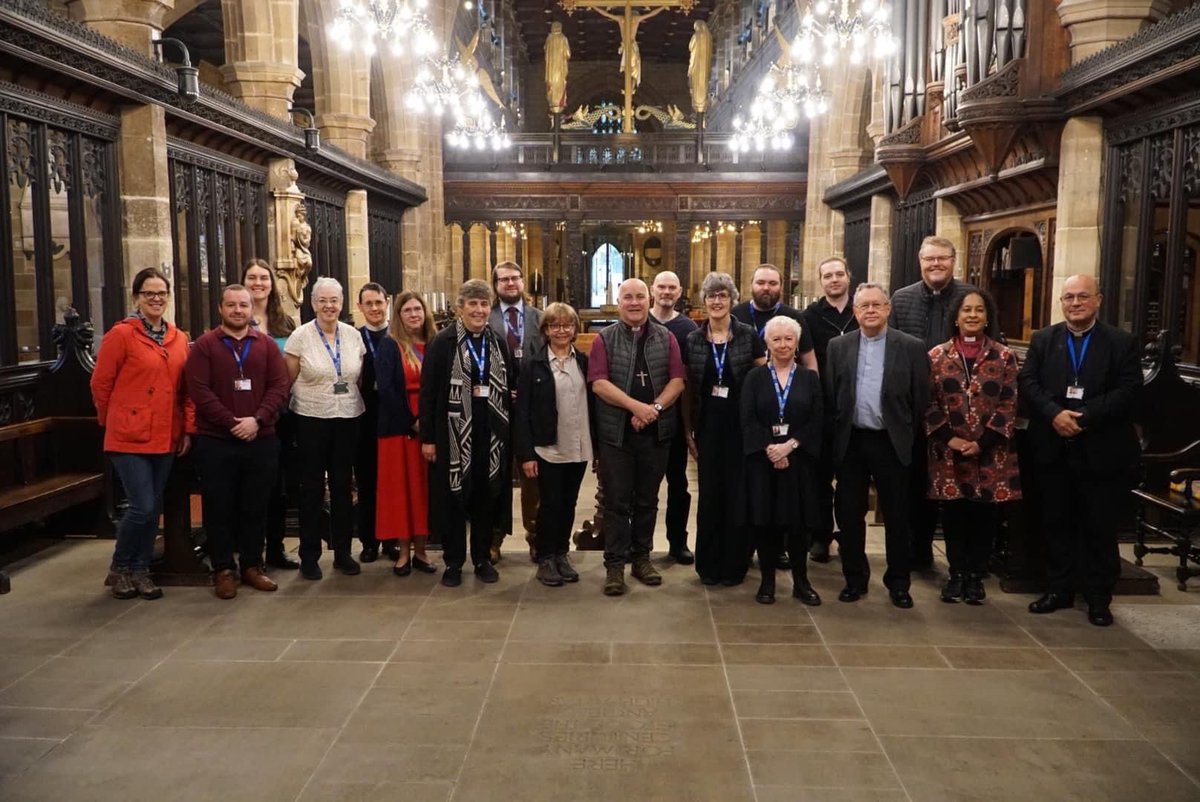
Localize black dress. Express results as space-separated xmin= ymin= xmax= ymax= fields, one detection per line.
xmin=739 ymin=364 xmax=823 ymax=568
xmin=694 ymin=341 xmax=759 ymax=583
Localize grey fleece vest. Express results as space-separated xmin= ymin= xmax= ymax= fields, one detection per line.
xmin=595 ymin=321 xmax=676 ymax=447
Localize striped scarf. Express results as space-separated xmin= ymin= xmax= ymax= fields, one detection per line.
xmin=447 ymin=320 xmax=509 ymax=495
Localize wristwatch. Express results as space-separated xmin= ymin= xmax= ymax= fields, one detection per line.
xmin=653 ymin=402 xmax=664 ymax=413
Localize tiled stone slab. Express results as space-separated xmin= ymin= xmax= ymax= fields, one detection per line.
xmin=740 ymin=719 xmax=880 ymax=753
xmin=747 ymin=750 xmax=900 ymax=790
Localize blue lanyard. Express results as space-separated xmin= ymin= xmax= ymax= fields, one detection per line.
xmin=1066 ymin=330 xmax=1093 ymax=383
xmin=749 ymin=303 xmax=781 ymax=336
xmin=465 ymin=335 xmax=487 ymax=381
xmin=316 ymin=322 xmax=342 ymax=378
xmin=768 ymin=362 xmax=795 ymax=422
xmin=362 ymin=327 xmax=380 ymax=360
xmin=221 ymin=335 xmax=253 ymax=377
xmin=504 ymin=305 xmax=524 ymax=344
xmin=711 ymin=341 xmax=728 ymax=385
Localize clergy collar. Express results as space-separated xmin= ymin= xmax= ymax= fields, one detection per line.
xmin=1066 ymin=320 xmax=1097 ymax=336
xmin=922 ymin=278 xmax=954 ymax=297
xmin=363 ymin=322 xmax=388 ymax=333
xmin=859 ymin=327 xmax=887 ymax=343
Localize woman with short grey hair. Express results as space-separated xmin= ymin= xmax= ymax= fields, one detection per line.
xmin=284 ymin=276 xmax=366 ymax=580
xmin=685 ymin=272 xmax=764 ymax=586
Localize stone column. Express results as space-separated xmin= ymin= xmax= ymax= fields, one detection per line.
xmin=219 ymin=0 xmax=303 ymax=119
xmin=734 ymin=224 xmax=745 ymax=289
xmin=759 ymin=221 xmax=769 ymax=263
xmin=1058 ymin=0 xmax=1174 ymax=62
xmin=936 ymin=198 xmax=966 ymax=279
xmin=118 ymin=104 xmax=174 ymax=316
xmin=267 ymin=158 xmax=306 ymax=325
xmin=345 ymin=189 xmax=369 ymax=325
xmin=868 ymin=195 xmax=894 ymax=288
xmin=1052 ymin=116 xmax=1105 ymax=322
xmin=67 ymin=0 xmax=173 ymax=56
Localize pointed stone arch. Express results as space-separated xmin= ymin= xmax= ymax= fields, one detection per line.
xmin=297 ymin=0 xmax=374 ymax=158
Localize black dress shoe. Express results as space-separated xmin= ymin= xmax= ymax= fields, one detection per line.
xmin=792 ymin=583 xmax=822 ymax=606
xmin=889 ymin=589 xmax=915 ymax=609
xmin=474 ymin=562 xmax=500 ymax=583
xmin=940 ymin=573 xmax=965 ymax=604
xmin=809 ymin=541 xmax=831 ymax=563
xmin=963 ymin=575 xmax=986 ymax=606
xmin=265 ymin=551 xmax=301 ymax=570
xmin=837 ymin=586 xmax=864 ymax=603
xmin=412 ymin=557 xmax=438 ymax=574
xmin=381 ymin=542 xmax=401 ymax=561
xmin=300 ymin=561 xmax=323 ymax=581
xmin=441 ymin=566 xmax=462 ymax=587
xmin=669 ymin=546 xmax=696 ymax=565
xmin=1087 ymin=605 xmax=1114 ymax=627
xmin=777 ymin=554 xmax=792 ymax=571
xmin=1028 ymin=592 xmax=1074 ymax=615
xmin=333 ymin=552 xmax=361 ymax=576
xmin=755 ymin=576 xmax=776 ymax=604
xmin=393 ymin=560 xmax=412 ymax=577
xmin=359 ymin=545 xmax=379 ymax=563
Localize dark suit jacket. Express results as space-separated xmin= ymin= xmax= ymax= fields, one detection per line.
xmin=825 ymin=327 xmax=931 ymax=467
xmin=1017 ymin=320 xmax=1142 ymax=473
xmin=489 ymin=302 xmax=544 ymax=362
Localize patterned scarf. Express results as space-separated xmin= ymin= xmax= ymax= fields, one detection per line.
xmin=132 ymin=310 xmax=167 ymax=346
xmin=447 ymin=320 xmax=509 ymax=495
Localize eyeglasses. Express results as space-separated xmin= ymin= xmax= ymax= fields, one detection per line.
xmin=496 ymin=276 xmax=522 ymax=284
xmin=547 ymin=323 xmax=576 ymax=331
xmin=1060 ymin=293 xmax=1095 ymax=304
xmin=138 ymin=291 xmax=169 ymax=300
xmin=920 ymin=255 xmax=954 ymax=264
xmin=706 ymin=291 xmax=731 ymax=300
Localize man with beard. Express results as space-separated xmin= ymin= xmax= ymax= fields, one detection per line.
xmin=732 ymin=263 xmax=817 ymax=570
xmin=889 ymin=236 xmax=979 ymax=570
xmin=649 ymin=271 xmax=698 ymax=565
xmin=801 ymin=257 xmax=859 ymax=563
xmin=186 ymin=284 xmax=291 ymax=599
xmin=488 ymin=261 xmax=544 ymax=563
xmin=588 ymin=279 xmax=686 ymax=596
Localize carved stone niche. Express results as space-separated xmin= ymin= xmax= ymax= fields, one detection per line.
xmin=267 ymin=157 xmax=307 ymax=326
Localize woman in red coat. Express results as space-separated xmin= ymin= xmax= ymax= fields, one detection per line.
xmin=925 ymin=289 xmax=1021 ymax=605
xmin=90 ymin=267 xmax=193 ymax=600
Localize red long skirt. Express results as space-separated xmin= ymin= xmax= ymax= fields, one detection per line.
xmin=376 ymin=434 xmax=429 ymax=541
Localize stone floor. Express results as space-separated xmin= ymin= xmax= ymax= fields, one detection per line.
xmin=2 ymin=476 xmax=1200 ymax=801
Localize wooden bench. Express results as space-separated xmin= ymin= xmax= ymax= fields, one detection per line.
xmin=1131 ymin=333 xmax=1200 ymax=591
xmin=0 ymin=417 xmax=105 ymax=533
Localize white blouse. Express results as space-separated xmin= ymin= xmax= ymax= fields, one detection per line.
xmin=284 ymin=320 xmax=366 ymax=419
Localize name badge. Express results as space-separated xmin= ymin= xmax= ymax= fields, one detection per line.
xmin=1066 ymin=385 xmax=1085 ymax=400
xmin=333 ymin=381 xmax=350 ymax=395
xmin=513 ymin=348 xmax=523 ymax=360
xmin=772 ymin=423 xmax=790 ymax=437
xmin=233 ymin=378 xmax=252 ymax=392
xmin=472 ymin=385 xmax=491 ymax=398
xmin=711 ymin=386 xmax=729 ymax=399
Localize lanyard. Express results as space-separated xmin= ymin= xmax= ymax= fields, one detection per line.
xmin=362 ymin=327 xmax=380 ymax=360
xmin=1066 ymin=330 xmax=1092 ymax=384
xmin=768 ymin=362 xmax=795 ymax=422
xmin=711 ymin=340 xmax=728 ymax=385
xmin=465 ymin=335 xmax=488 ymax=381
xmin=504 ymin=305 xmax=524 ymax=344
xmin=317 ymin=322 xmax=342 ymax=378
xmin=221 ymin=335 xmax=253 ymax=378
xmin=749 ymin=303 xmax=781 ymax=336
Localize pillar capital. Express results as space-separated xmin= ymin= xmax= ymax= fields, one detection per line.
xmin=218 ymin=62 xmax=305 ymax=120
xmin=315 ymin=113 xmax=377 ymax=160
xmin=1057 ymin=0 xmax=1175 ymax=63
xmin=66 ymin=0 xmax=174 ymax=56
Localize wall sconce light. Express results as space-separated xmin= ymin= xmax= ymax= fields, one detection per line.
xmin=290 ymin=108 xmax=320 ymax=151
xmin=152 ymin=37 xmax=200 ymax=102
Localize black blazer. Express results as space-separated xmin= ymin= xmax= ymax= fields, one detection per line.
xmin=740 ymin=364 xmax=823 ymax=459
xmin=513 ymin=345 xmax=596 ymax=463
xmin=1017 ymin=321 xmax=1142 ymax=473
xmin=825 ymin=327 xmax=931 ymax=467
xmin=374 ymin=335 xmax=419 ymax=438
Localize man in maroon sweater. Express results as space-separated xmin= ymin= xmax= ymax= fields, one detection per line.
xmin=186 ymin=284 xmax=292 ymax=599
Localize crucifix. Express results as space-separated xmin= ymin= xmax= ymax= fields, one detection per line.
xmin=559 ymin=0 xmax=698 ymax=133
xmin=636 ymin=368 xmax=650 ymax=387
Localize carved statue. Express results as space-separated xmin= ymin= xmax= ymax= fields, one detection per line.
xmin=687 ymin=20 xmax=712 ymax=113
xmin=459 ymin=30 xmax=505 ymax=110
xmin=592 ymin=6 xmax=665 ymax=90
xmin=545 ymin=21 xmax=572 ymax=113
xmin=282 ymin=204 xmax=312 ymax=307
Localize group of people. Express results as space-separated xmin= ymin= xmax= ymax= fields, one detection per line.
xmin=90 ymin=237 xmax=1140 ymax=626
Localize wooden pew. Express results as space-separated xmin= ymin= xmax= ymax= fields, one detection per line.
xmin=1131 ymin=333 xmax=1200 ymax=591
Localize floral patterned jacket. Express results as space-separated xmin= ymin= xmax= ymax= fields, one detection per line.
xmin=924 ymin=337 xmax=1022 ymax=503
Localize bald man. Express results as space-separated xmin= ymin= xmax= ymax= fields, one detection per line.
xmin=1018 ymin=275 xmax=1142 ymax=627
xmin=650 ymin=271 xmax=698 ymax=564
xmin=588 ymin=279 xmax=687 ymax=596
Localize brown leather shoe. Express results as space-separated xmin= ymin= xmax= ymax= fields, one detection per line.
xmin=241 ymin=566 xmax=278 ymax=592
xmin=213 ymin=569 xmax=238 ymax=600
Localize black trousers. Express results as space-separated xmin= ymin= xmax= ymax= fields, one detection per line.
xmin=535 ymin=458 xmax=587 ymax=558
xmin=754 ymin=525 xmax=809 ymax=581
xmin=598 ymin=434 xmax=670 ymax=568
xmin=663 ymin=430 xmax=692 ymax=549
xmin=695 ymin=431 xmax=749 ymax=583
xmin=1038 ymin=460 xmax=1125 ymax=607
xmin=811 ymin=429 xmax=837 ymax=547
xmin=941 ymin=499 xmax=997 ymax=576
xmin=355 ymin=415 xmax=379 ymax=548
xmin=909 ymin=429 xmax=939 ymax=563
xmin=195 ymin=434 xmax=278 ymax=573
xmin=443 ymin=435 xmax=500 ymax=570
xmin=835 ymin=428 xmax=912 ymax=592
xmin=265 ymin=412 xmax=298 ymax=555
xmin=295 ymin=414 xmax=359 ymax=564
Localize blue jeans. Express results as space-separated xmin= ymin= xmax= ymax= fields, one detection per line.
xmin=109 ymin=453 xmax=174 ymax=572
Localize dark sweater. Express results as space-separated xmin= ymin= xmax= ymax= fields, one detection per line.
xmin=185 ymin=327 xmax=290 ymax=439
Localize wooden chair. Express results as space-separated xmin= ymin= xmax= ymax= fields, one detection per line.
xmin=1131 ymin=333 xmax=1200 ymax=590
